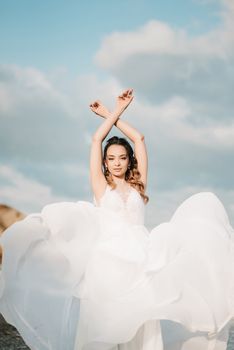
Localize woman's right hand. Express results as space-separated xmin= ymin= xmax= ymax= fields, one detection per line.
xmin=89 ymin=100 xmax=110 ymax=119
xmin=115 ymin=89 xmax=134 ymax=116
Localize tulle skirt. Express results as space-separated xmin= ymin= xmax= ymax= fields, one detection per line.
xmin=0 ymin=192 xmax=234 ymax=350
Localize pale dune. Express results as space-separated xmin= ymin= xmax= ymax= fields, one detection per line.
xmin=0 ymin=204 xmax=26 ymax=264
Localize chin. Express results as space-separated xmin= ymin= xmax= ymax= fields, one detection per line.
xmin=112 ymin=172 xmax=126 ymax=178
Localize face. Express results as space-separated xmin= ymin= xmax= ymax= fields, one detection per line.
xmin=105 ymin=144 xmax=129 ymax=178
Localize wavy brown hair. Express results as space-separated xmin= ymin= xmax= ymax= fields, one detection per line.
xmin=103 ymin=136 xmax=149 ymax=204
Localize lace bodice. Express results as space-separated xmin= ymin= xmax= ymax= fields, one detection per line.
xmin=94 ymin=185 xmax=145 ymax=225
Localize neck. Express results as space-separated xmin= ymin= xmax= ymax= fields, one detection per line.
xmin=112 ymin=176 xmax=127 ymax=187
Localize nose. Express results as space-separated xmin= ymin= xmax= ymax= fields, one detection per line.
xmin=114 ymin=159 xmax=120 ymax=166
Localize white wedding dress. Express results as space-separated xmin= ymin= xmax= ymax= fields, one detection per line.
xmin=0 ymin=185 xmax=234 ymax=350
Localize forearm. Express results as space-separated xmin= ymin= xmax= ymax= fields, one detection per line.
xmin=104 ymin=111 xmax=143 ymax=142
xmin=92 ymin=112 xmax=120 ymax=141
xmin=115 ymin=119 xmax=144 ymax=142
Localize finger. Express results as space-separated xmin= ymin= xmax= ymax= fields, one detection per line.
xmin=90 ymin=105 xmax=98 ymax=112
xmin=120 ymin=89 xmax=127 ymax=97
xmin=90 ymin=101 xmax=97 ymax=107
xmin=126 ymin=88 xmax=133 ymax=97
xmin=125 ymin=88 xmax=132 ymax=96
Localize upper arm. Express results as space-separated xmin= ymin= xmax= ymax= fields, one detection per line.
xmin=134 ymin=136 xmax=148 ymax=188
xmin=90 ymin=138 xmax=107 ymax=201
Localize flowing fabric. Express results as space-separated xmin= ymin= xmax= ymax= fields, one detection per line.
xmin=0 ymin=185 xmax=233 ymax=350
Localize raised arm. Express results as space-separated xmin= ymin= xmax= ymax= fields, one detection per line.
xmin=115 ymin=90 xmax=148 ymax=187
xmin=90 ymin=89 xmax=148 ymax=188
xmin=89 ymin=93 xmax=134 ymax=202
xmin=116 ymin=119 xmax=148 ymax=188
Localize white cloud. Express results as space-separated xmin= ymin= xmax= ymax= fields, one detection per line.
xmin=0 ymin=64 xmax=90 ymax=162
xmin=0 ymin=64 xmax=73 ymax=116
xmin=0 ymin=165 xmax=71 ymax=214
xmin=95 ymin=1 xmax=234 ymax=69
xmin=222 ymin=0 xmax=234 ymax=28
xmin=130 ymin=97 xmax=234 ymax=148
xmin=63 ymin=163 xmax=89 ymax=177
xmin=95 ymin=21 xmax=184 ymax=69
xmin=0 ymin=85 xmax=11 ymax=113
xmin=93 ymin=0 xmax=234 ymax=157
xmin=73 ymin=73 xmax=122 ymax=113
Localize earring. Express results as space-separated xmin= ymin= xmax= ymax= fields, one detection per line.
xmin=104 ymin=165 xmax=109 ymax=173
xmin=128 ymin=164 xmax=131 ymax=169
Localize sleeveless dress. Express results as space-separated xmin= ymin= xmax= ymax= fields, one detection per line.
xmin=0 ymin=185 xmax=234 ymax=350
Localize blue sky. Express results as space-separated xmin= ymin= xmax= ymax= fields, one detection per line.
xmin=0 ymin=0 xmax=222 ymax=72
xmin=0 ymin=0 xmax=233 ymax=228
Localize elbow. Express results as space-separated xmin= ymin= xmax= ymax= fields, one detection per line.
xmin=135 ymin=134 xmax=145 ymax=142
xmin=92 ymin=135 xmax=102 ymax=143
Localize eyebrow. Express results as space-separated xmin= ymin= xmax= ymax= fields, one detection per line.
xmin=107 ymin=154 xmax=127 ymax=157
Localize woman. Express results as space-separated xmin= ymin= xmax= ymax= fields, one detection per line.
xmin=89 ymin=88 xmax=148 ymax=206
xmin=0 ymin=89 xmax=234 ymax=350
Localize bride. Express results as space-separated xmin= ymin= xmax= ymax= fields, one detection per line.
xmin=0 ymin=89 xmax=233 ymax=350
xmin=89 ymin=88 xmax=148 ymax=207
